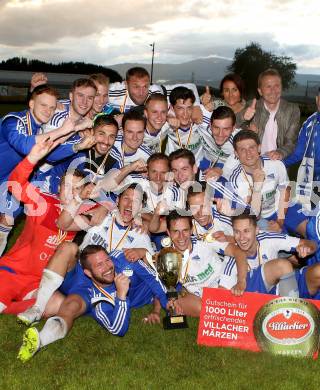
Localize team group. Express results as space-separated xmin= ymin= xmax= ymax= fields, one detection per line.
xmin=0 ymin=66 xmax=320 ymax=361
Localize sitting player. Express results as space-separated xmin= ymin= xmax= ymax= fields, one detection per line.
xmin=160 ymin=210 xmax=248 ymax=318
xmin=220 ymin=213 xmax=317 ymax=293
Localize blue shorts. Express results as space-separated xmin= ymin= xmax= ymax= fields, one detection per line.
xmin=246 ymin=265 xmax=272 ymax=294
xmin=295 ymin=267 xmax=320 ymax=300
xmin=284 ymin=203 xmax=310 ymax=235
xmin=59 ymin=263 xmax=92 ymax=312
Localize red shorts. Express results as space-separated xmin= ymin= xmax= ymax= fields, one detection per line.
xmin=0 ymin=270 xmax=40 ymax=307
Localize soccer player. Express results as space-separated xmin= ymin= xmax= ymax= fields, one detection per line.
xmin=0 ymin=139 xmax=85 ymax=314
xmin=161 ymin=210 xmax=248 ymax=317
xmin=0 ymin=85 xmax=82 ymax=255
xmin=165 ymin=87 xmax=204 ymax=165
xmin=283 ymin=87 xmax=320 ymax=207
xmin=220 ymin=213 xmax=317 ymax=295
xmin=187 ymin=186 xmax=233 ymax=240
xmin=143 ymin=93 xmax=169 ymax=153
xmin=148 ymin=149 xmax=200 ymax=234
xmin=224 ymin=130 xmax=289 ymax=231
xmin=17 ymin=245 xmax=169 ymax=362
xmin=199 ymin=105 xmax=240 ymax=180
xmin=113 ymin=110 xmax=152 ymax=167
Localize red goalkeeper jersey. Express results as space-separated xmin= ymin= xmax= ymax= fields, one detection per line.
xmin=0 ymin=157 xmax=76 ymax=277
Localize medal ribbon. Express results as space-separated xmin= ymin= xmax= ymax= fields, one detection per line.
xmin=175 ymin=125 xmax=193 ymax=149
xmin=108 ymin=215 xmax=131 ymax=253
xmin=92 ymin=282 xmax=115 ymax=306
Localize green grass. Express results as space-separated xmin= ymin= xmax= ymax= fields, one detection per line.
xmin=1 ymin=221 xmax=320 ymax=389
xmin=1 ymin=310 xmax=320 ymax=390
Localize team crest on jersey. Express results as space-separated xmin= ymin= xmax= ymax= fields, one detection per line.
xmin=192 ymin=255 xmax=201 ymax=261
xmin=127 ymin=236 xmax=134 ymax=243
xmin=267 ymin=173 xmax=275 ymax=179
xmin=122 ymin=267 xmax=133 ymax=277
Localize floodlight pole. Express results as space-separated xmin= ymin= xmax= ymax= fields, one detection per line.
xmin=150 ymin=42 xmax=155 ymax=84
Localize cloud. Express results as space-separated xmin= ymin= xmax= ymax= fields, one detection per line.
xmin=0 ymin=0 xmax=210 ymax=46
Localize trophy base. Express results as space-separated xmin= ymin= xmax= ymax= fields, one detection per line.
xmin=163 ymin=314 xmax=188 ymax=330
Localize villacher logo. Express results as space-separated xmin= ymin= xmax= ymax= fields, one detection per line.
xmin=253 ymin=297 xmax=320 ymax=357
xmin=262 ymin=308 xmax=314 ymax=345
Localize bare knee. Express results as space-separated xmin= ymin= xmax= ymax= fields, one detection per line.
xmin=277 ymin=259 xmax=293 ymax=275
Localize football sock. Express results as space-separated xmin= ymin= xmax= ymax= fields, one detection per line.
xmin=39 ymin=316 xmax=68 ymax=347
xmin=35 ymin=269 xmax=64 ymax=314
xmin=0 ymin=224 xmax=12 ymax=256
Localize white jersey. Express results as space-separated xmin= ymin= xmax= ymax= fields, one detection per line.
xmin=121 ymin=174 xmax=184 ymax=212
xmin=113 ymin=134 xmax=152 ymax=166
xmin=199 ymin=117 xmax=240 ymax=170
xmin=165 ymin=123 xmax=204 ymax=165
xmin=142 ymin=123 xmax=169 ymax=154
xmin=108 ymin=81 xmax=162 ymax=113
xmin=192 ymin=205 xmax=233 ymax=238
xmin=225 ymin=156 xmax=289 ymax=218
xmin=181 ymin=236 xmax=228 ymax=297
xmin=80 ymin=212 xmax=154 ymax=255
xmin=219 ymin=232 xmax=300 ymax=289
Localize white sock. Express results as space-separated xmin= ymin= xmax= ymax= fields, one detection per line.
xmin=278 ymin=271 xmax=299 ymax=297
xmin=0 ymin=302 xmax=7 ymax=313
xmin=0 ymin=224 xmax=12 ymax=256
xmin=39 ymin=316 xmax=68 ymax=347
xmin=35 ymin=269 xmax=64 ymax=313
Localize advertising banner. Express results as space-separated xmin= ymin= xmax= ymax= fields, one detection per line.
xmin=197 ymin=288 xmax=320 ymax=358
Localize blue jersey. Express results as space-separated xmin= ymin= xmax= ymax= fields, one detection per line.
xmin=283 ymin=112 xmax=320 ymax=179
xmin=60 ymin=250 xmax=168 ymax=334
xmin=0 ymin=110 xmax=40 ymax=183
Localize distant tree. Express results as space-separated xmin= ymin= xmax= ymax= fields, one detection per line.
xmin=0 ymin=57 xmax=122 ymax=83
xmin=228 ymin=42 xmax=297 ymax=98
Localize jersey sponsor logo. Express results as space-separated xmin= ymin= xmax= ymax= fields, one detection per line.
xmin=45 ymin=234 xmax=67 ymax=248
xmin=92 ymin=233 xmax=107 ymax=248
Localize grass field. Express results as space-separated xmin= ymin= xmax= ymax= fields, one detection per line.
xmin=1 ymin=222 xmax=320 ymax=390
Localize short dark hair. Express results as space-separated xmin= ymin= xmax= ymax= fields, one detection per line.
xmin=258 ymin=68 xmax=281 ymax=88
xmin=210 ymin=105 xmax=236 ymax=126
xmin=145 ymin=93 xmax=168 ymax=108
xmin=71 ymin=78 xmax=97 ymax=92
xmin=126 ymin=67 xmax=150 ymax=81
xmin=60 ymin=168 xmax=86 ymax=186
xmin=166 ymin=209 xmax=192 ymax=230
xmin=80 ymin=245 xmax=107 ymax=270
xmin=168 ymin=148 xmax=195 ymax=168
xmin=169 ymin=86 xmax=195 ymax=106
xmin=93 ymin=114 xmax=119 ymax=131
xmin=220 ymin=73 xmax=246 ymax=101
xmin=30 ymin=84 xmax=59 ymax=100
xmin=122 ymin=109 xmax=146 ymax=129
xmin=147 ymin=152 xmax=169 ymax=168
xmin=231 ymin=213 xmax=257 ymax=227
xmin=118 ymin=183 xmax=147 ymax=205
xmin=233 ymin=130 xmax=260 ymax=149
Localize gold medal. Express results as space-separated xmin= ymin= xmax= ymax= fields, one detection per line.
xmin=161 ymin=236 xmax=172 ymax=247
xmin=204 ymin=232 xmax=215 ymax=243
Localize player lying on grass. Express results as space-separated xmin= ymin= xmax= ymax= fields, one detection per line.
xmin=17 ymin=244 xmax=173 ymax=362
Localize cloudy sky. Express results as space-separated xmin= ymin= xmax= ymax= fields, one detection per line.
xmin=0 ymin=0 xmax=319 ymax=74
